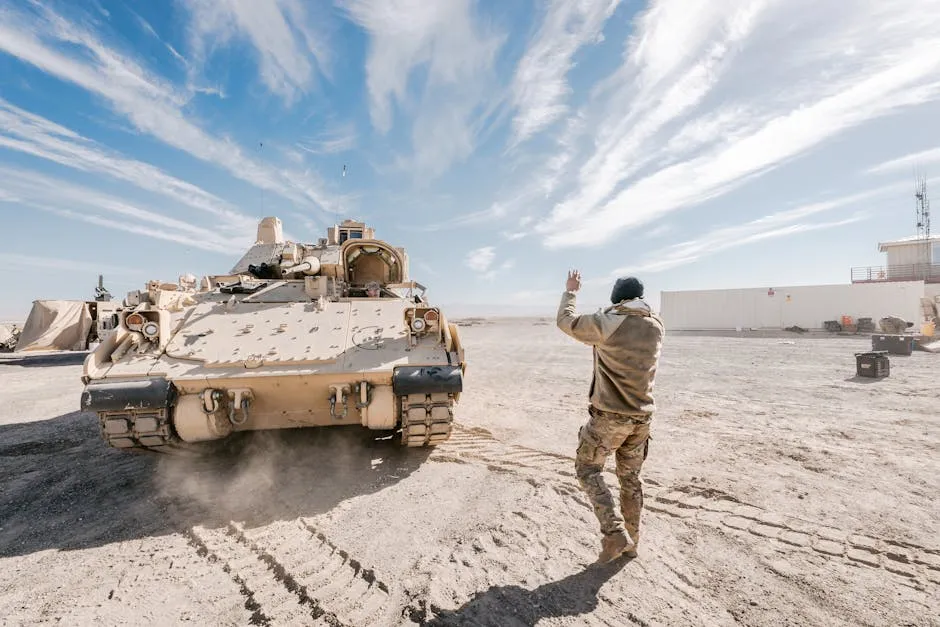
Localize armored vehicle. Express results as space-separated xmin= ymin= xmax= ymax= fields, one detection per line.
xmin=80 ymin=217 xmax=466 ymax=454
xmin=14 ymin=275 xmax=122 ymax=353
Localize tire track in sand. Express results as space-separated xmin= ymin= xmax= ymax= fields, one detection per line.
xmin=238 ymin=519 xmax=394 ymax=627
xmin=182 ymin=515 xmax=393 ymax=626
xmin=435 ymin=424 xmax=940 ymax=592
xmin=403 ymin=481 xmax=658 ymax=626
xmin=184 ymin=526 xmax=281 ymax=626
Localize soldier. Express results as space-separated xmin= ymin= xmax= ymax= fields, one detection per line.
xmin=556 ymin=270 xmax=665 ymax=563
xmin=365 ymin=281 xmax=381 ymax=297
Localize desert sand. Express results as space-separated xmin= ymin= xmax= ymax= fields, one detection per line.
xmin=0 ymin=318 xmax=937 ymax=626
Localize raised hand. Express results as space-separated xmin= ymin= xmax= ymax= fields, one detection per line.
xmin=566 ymin=269 xmax=581 ymax=292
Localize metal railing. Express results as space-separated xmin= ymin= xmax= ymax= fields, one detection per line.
xmin=851 ymin=263 xmax=940 ymax=283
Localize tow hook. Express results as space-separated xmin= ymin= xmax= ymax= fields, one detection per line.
xmin=329 ymin=384 xmax=350 ymax=419
xmin=354 ymin=381 xmax=373 ymax=409
xmin=201 ymin=388 xmax=224 ymax=413
xmin=227 ymin=388 xmax=253 ymax=425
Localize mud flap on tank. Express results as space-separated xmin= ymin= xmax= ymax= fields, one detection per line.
xmin=81 ymin=378 xmax=189 ymax=454
xmin=391 ymin=365 xmax=463 ymax=395
xmin=80 ymin=377 xmax=177 ymax=413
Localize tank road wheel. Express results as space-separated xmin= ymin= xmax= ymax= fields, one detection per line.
xmin=391 ymin=365 xmax=463 ymax=448
xmin=96 ymin=408 xmax=245 ymax=457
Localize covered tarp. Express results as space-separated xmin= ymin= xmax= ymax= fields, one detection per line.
xmin=14 ymin=300 xmax=93 ymax=352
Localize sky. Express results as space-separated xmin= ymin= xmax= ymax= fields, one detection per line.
xmin=1 ymin=0 xmax=939 ymax=320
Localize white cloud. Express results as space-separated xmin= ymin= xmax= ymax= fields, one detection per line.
xmin=463 ymin=246 xmax=514 ymax=281
xmin=0 ymin=3 xmax=342 ymax=217
xmin=471 ymin=0 xmax=940 ymax=249
xmin=619 ymin=216 xmax=867 ymax=276
xmin=297 ymin=120 xmax=358 ymax=155
xmin=464 ymin=246 xmax=496 ymax=273
xmin=508 ymin=0 xmax=622 ymax=146
xmin=167 ymin=44 xmax=190 ymax=68
xmin=483 ymin=258 xmax=516 ymax=281
xmin=339 ymin=0 xmax=506 ymax=179
xmin=128 ymin=9 xmax=194 ymax=72
xmin=646 ymin=223 xmax=672 ymax=239
xmin=424 ymin=111 xmax=588 ymax=233
xmin=0 ymin=98 xmax=256 ymax=234
xmin=543 ymin=44 xmax=940 ymax=247
xmin=0 ymin=252 xmax=139 ymax=276
xmin=538 ymin=0 xmax=777 ymax=236
xmin=418 ymin=202 xmax=510 ymax=233
xmin=0 ymin=166 xmax=241 ymax=253
xmin=90 ymin=0 xmax=110 ymax=19
xmin=129 ymin=9 xmax=159 ymax=39
xmin=866 ymin=147 xmax=940 ymax=176
xmin=609 ymin=184 xmax=902 ymax=275
xmin=181 ymin=0 xmax=331 ymax=103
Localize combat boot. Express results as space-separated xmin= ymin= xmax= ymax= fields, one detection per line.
xmin=626 ymin=531 xmax=639 ymax=558
xmin=596 ymin=531 xmax=632 ymax=563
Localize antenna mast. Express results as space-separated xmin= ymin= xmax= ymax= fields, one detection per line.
xmin=338 ymin=164 xmax=345 ymax=226
xmin=914 ymin=170 xmax=930 ymax=279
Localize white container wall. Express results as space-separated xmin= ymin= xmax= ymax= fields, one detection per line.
xmin=884 ymin=241 xmax=939 ymax=266
xmin=660 ymin=281 xmax=926 ymax=330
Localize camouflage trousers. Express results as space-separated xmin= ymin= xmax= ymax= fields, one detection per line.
xmin=575 ymin=405 xmax=650 ymax=544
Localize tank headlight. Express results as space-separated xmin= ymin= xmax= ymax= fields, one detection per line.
xmin=142 ymin=321 xmax=160 ymax=339
xmin=411 ymin=317 xmax=426 ymax=332
xmin=125 ymin=312 xmax=145 ymax=331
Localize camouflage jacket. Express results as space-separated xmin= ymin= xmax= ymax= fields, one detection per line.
xmin=556 ymin=291 xmax=665 ymax=417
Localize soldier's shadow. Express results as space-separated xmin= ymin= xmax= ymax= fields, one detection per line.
xmin=423 ymin=557 xmax=631 ymax=626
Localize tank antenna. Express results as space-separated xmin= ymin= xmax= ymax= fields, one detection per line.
xmin=259 ymin=141 xmax=265 ymax=213
xmin=338 ymin=164 xmax=346 ymax=225
xmin=914 ymin=165 xmax=930 ymax=280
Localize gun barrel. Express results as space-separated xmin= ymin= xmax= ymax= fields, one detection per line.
xmin=283 ymin=256 xmax=321 ymax=276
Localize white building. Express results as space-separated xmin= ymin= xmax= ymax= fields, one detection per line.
xmin=661 ymin=236 xmax=940 ymax=331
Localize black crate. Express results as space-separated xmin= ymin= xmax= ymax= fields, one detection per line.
xmin=871 ymin=334 xmax=914 ymax=355
xmin=824 ymin=320 xmax=842 ymax=332
xmin=856 ymin=351 xmax=889 ymax=378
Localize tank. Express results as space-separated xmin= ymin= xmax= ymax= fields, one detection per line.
xmin=79 ymin=217 xmax=466 ymax=454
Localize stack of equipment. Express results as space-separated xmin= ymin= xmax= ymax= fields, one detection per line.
xmin=856 ymin=317 xmax=875 ymax=333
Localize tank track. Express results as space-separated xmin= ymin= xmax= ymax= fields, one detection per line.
xmin=97 ymin=407 xmax=233 ymax=456
xmin=399 ymin=391 xmax=455 ymax=447
xmin=96 ymin=392 xmax=456 ymax=453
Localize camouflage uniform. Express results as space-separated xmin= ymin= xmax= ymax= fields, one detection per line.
xmin=556 ymin=288 xmax=664 ymax=552
xmin=575 ymin=405 xmax=650 ymax=545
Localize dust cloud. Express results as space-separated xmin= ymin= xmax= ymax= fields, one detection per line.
xmin=152 ymin=425 xmax=419 ymax=531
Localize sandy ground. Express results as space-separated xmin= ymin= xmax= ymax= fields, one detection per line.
xmin=0 ymin=319 xmax=938 ymax=626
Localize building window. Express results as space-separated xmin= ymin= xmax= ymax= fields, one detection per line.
xmin=933 ymin=243 xmax=940 ymax=264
